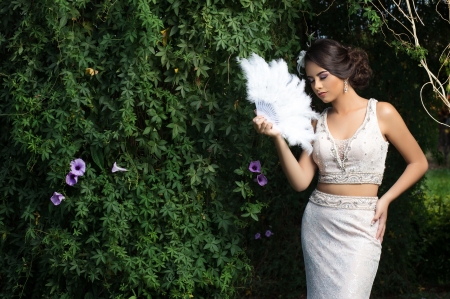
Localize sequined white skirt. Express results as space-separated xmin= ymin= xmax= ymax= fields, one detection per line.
xmin=301 ymin=189 xmax=382 ymax=299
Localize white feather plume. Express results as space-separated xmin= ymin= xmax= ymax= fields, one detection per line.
xmin=237 ymin=53 xmax=319 ymax=154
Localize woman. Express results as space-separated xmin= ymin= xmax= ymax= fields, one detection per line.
xmin=252 ymin=39 xmax=428 ymax=298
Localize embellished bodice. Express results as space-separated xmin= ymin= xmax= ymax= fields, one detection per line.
xmin=312 ymin=98 xmax=389 ymax=185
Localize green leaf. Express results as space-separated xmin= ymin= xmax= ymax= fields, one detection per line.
xmin=234 ymin=168 xmax=244 ymax=175
xmin=90 ymin=145 xmax=104 ymax=169
xmin=59 ymin=15 xmax=68 ymax=28
xmin=143 ymin=127 xmax=151 ymax=135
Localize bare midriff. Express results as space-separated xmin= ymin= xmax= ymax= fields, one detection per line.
xmin=316 ymin=183 xmax=379 ymax=197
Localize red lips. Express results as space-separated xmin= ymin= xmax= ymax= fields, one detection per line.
xmin=318 ymin=92 xmax=327 ymax=97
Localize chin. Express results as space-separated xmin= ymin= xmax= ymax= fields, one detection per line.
xmin=319 ymin=97 xmax=333 ymax=104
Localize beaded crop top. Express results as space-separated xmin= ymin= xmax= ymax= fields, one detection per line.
xmin=312 ymin=98 xmax=389 ymax=185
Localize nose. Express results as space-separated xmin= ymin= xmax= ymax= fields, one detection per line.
xmin=314 ymin=78 xmax=323 ymax=91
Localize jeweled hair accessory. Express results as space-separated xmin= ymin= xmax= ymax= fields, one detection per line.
xmin=237 ymin=53 xmax=319 ymax=154
xmin=296 ymin=50 xmax=306 ymax=75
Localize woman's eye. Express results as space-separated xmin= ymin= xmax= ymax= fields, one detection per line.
xmin=319 ymin=75 xmax=328 ymax=80
xmin=308 ymin=79 xmax=314 ymax=84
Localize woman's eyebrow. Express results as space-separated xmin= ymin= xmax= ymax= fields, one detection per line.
xmin=307 ymin=71 xmax=327 ymax=78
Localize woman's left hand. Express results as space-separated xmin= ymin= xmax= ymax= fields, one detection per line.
xmin=371 ymin=198 xmax=390 ymax=243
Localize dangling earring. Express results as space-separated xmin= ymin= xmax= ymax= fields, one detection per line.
xmin=344 ymin=80 xmax=348 ymax=93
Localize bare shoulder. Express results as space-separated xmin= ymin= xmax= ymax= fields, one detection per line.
xmin=376 ymin=101 xmax=401 ymax=121
xmin=375 ymin=101 xmax=408 ymax=137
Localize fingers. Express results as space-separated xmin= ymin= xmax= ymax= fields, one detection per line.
xmin=253 ymin=116 xmax=273 ymax=134
xmin=375 ymin=212 xmax=387 ymax=242
xmin=252 ymin=115 xmax=265 ymax=125
xmin=376 ymin=220 xmax=384 ymax=240
xmin=260 ymin=121 xmax=273 ymax=134
xmin=252 ymin=116 xmax=264 ymax=132
xmin=376 ymin=224 xmax=386 ymax=243
xmin=371 ymin=212 xmax=381 ymax=226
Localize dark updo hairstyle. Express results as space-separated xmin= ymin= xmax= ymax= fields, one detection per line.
xmin=305 ymin=39 xmax=372 ymax=89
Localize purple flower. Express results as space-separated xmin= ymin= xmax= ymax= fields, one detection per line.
xmin=255 ymin=233 xmax=261 ymax=239
xmin=257 ymin=173 xmax=268 ymax=186
xmin=111 ymin=162 xmax=127 ymax=173
xmin=70 ymin=158 xmax=86 ymax=176
xmin=248 ymin=160 xmax=261 ymax=173
xmin=265 ymin=230 xmax=274 ymax=237
xmin=66 ymin=172 xmax=78 ymax=186
xmin=50 ymin=192 xmax=65 ymax=206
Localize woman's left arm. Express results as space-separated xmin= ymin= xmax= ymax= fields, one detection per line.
xmin=372 ymin=102 xmax=428 ymax=243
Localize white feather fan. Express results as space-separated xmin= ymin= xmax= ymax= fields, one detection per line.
xmin=237 ymin=53 xmax=319 ymax=154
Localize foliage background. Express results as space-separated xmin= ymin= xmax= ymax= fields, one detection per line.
xmin=0 ymin=0 xmax=311 ymax=298
xmin=0 ymin=0 xmax=449 ymax=298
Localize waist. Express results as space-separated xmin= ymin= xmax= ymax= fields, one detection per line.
xmin=317 ymin=183 xmax=379 ymax=197
xmin=309 ymin=189 xmax=378 ymax=211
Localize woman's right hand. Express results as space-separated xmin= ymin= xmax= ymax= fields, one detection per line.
xmin=252 ymin=112 xmax=281 ymax=138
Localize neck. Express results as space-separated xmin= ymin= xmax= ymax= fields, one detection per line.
xmin=330 ymin=89 xmax=366 ymax=114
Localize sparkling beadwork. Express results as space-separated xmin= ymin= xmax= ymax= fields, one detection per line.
xmin=318 ymin=172 xmax=383 ymax=185
xmin=309 ymin=189 xmax=378 ymax=210
xmin=312 ymin=99 xmax=389 ymax=185
xmin=335 ymin=139 xmax=350 ymax=161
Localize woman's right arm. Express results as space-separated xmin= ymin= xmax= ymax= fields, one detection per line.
xmin=253 ymin=116 xmax=317 ymax=192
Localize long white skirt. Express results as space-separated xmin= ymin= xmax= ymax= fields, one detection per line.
xmin=301 ymin=189 xmax=382 ymax=299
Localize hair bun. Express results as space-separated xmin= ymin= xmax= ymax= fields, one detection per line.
xmin=304 ymin=39 xmax=372 ymax=89
xmin=348 ymin=48 xmax=372 ymax=89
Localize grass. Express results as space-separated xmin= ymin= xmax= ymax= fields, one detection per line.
xmin=425 ymin=168 xmax=450 ymax=199
xmin=378 ymin=280 xmax=450 ymax=298
xmin=409 ymin=167 xmax=450 ymax=299
xmin=396 ymin=293 xmax=450 ymax=299
xmin=373 ymin=167 xmax=450 ymax=299
xmin=423 ymin=168 xmax=450 ymax=214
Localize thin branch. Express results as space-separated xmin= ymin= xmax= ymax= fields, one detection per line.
xmin=405 ymin=0 xmax=449 ymax=110
xmin=371 ymin=0 xmax=450 ymax=122
xmin=435 ymin=0 xmax=450 ymax=24
xmin=315 ymin=0 xmax=336 ymax=16
xmin=392 ymin=0 xmax=414 ymax=24
xmin=373 ymin=1 xmax=413 ymax=44
xmin=405 ymin=1 xmax=418 ymax=44
xmin=420 ymin=83 xmax=450 ymax=128
xmin=437 ymin=44 xmax=450 ymax=78
xmin=375 ymin=0 xmax=414 ymax=36
xmin=411 ymin=0 xmax=424 ymax=26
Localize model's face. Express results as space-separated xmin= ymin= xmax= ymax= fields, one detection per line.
xmin=305 ymin=61 xmax=345 ymax=103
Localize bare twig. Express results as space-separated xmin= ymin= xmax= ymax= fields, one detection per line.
xmin=370 ymin=0 xmax=450 ymax=127
xmin=435 ymin=0 xmax=450 ymax=23
xmin=375 ymin=0 xmax=414 ymax=36
xmin=316 ymin=0 xmax=336 ymax=16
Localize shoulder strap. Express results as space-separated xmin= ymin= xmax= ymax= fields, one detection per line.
xmin=315 ymin=108 xmax=328 ymax=132
xmin=370 ymin=98 xmax=378 ymax=114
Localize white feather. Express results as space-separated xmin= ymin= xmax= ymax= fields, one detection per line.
xmin=237 ymin=53 xmax=319 ymax=154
